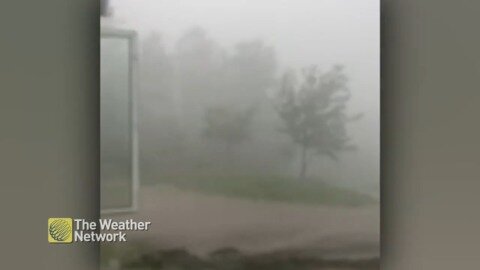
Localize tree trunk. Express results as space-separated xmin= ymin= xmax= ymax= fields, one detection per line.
xmin=299 ymin=144 xmax=308 ymax=181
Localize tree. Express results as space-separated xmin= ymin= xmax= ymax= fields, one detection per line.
xmin=172 ymin=27 xmax=226 ymax=127
xmin=226 ymin=40 xmax=277 ymax=103
xmin=274 ymin=65 xmax=359 ymax=180
xmin=202 ymin=105 xmax=256 ymax=162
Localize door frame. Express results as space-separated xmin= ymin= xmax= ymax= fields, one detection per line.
xmin=100 ymin=28 xmax=139 ymax=214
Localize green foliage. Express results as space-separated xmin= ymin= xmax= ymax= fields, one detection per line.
xmin=203 ymin=105 xmax=256 ymax=146
xmin=157 ymin=175 xmax=376 ymax=207
xmin=275 ymin=66 xmax=360 ymax=179
xmin=228 ymin=40 xmax=277 ymax=98
xmin=276 ymin=65 xmax=356 ymax=158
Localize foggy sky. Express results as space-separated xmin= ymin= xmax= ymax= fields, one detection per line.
xmin=103 ymin=0 xmax=379 ymax=188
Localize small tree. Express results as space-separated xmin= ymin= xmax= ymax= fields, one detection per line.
xmin=275 ymin=66 xmax=359 ymax=180
xmin=203 ymin=105 xmax=256 ymax=161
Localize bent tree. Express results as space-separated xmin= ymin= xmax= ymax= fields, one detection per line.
xmin=275 ymin=65 xmax=359 ymax=180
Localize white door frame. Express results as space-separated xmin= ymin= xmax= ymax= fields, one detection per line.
xmin=100 ymin=28 xmax=139 ymax=214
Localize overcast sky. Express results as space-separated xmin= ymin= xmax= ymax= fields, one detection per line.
xmin=105 ymin=0 xmax=380 ymax=186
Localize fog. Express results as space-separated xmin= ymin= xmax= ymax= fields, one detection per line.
xmin=102 ymin=0 xmax=379 ymax=192
xmin=101 ymin=0 xmax=380 ymax=267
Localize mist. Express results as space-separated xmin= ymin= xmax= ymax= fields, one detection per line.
xmin=102 ymin=0 xmax=379 ymax=194
xmin=101 ymin=0 xmax=380 ymax=268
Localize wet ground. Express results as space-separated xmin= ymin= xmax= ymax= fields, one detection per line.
xmin=103 ymin=186 xmax=379 ymax=269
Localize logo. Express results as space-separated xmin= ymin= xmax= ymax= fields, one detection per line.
xmin=47 ymin=218 xmax=151 ymax=243
xmin=48 ymin=218 xmax=73 ymax=243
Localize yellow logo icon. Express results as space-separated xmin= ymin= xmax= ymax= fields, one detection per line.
xmin=48 ymin=218 xmax=73 ymax=243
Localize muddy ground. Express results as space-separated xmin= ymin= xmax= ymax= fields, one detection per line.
xmin=103 ymin=186 xmax=379 ymax=269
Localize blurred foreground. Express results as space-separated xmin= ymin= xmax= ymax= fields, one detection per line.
xmin=102 ymin=186 xmax=379 ymax=269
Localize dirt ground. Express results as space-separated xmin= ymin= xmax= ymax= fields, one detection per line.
xmin=108 ymin=186 xmax=379 ymax=260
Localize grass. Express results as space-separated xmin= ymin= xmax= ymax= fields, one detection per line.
xmin=153 ymin=175 xmax=377 ymax=207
